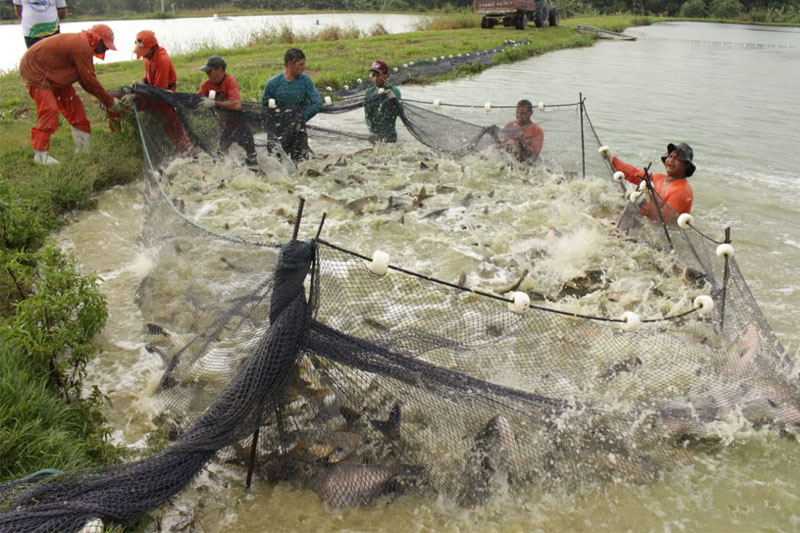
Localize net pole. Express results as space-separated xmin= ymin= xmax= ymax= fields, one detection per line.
xmin=579 ymin=93 xmax=586 ymax=180
xmin=719 ymin=226 xmax=731 ymax=331
xmin=245 ymin=428 xmax=259 ymax=489
xmin=641 ymin=164 xmax=673 ymax=249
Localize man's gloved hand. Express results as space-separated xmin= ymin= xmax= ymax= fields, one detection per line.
xmin=121 ymin=93 xmax=136 ymax=105
xmin=199 ymin=97 xmax=216 ymax=109
xmin=598 ymin=145 xmax=614 ymax=161
xmin=108 ymin=97 xmax=121 ymax=114
xmin=386 ymin=90 xmax=396 ymax=100
xmin=295 ymin=121 xmax=303 ymax=132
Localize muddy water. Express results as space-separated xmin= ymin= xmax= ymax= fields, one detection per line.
xmin=55 ymin=22 xmax=800 ymax=531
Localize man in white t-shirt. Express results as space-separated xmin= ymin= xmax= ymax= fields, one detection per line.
xmin=13 ymin=0 xmax=68 ymax=49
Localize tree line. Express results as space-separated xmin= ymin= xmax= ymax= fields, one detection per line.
xmin=2 ymin=0 xmax=798 ymax=26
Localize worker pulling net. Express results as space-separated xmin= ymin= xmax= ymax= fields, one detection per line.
xmin=1 ymin=54 xmax=797 ymax=530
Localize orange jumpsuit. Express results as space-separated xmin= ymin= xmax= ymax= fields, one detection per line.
xmin=19 ymin=30 xmax=115 ymax=152
xmin=501 ymin=120 xmax=544 ymax=161
xmin=136 ymin=46 xmax=192 ymax=152
xmin=612 ymin=156 xmax=693 ymax=224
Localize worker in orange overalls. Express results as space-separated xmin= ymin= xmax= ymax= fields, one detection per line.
xmin=601 ymin=142 xmax=696 ymax=224
xmin=122 ymin=30 xmax=194 ymax=154
xmin=19 ymin=23 xmax=120 ymax=164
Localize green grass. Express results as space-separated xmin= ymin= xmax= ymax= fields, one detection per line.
xmin=0 ymin=339 xmax=124 ymax=483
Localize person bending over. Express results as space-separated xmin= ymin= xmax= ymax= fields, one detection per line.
xmin=123 ymin=30 xmax=193 ymax=154
xmin=19 ymin=24 xmax=120 ymax=164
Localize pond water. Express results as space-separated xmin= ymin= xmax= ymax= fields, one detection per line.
xmin=54 ymin=21 xmax=800 ymax=532
xmin=0 ymin=12 xmax=423 ymax=73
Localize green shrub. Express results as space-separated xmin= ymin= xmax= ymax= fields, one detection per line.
xmin=5 ymin=243 xmax=107 ymax=402
xmin=631 ymin=16 xmax=653 ymax=25
xmin=679 ymin=0 xmax=708 ymax=17
xmin=708 ymin=0 xmax=742 ymax=18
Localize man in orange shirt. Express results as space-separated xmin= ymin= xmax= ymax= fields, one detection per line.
xmin=197 ymin=55 xmax=258 ymax=168
xmin=19 ymin=23 xmax=120 ymax=164
xmin=499 ymin=99 xmax=543 ymax=162
xmin=601 ymin=142 xmax=696 ymax=224
xmin=123 ymin=30 xmax=193 ymax=154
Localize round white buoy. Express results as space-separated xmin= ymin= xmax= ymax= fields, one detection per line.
xmin=716 ymin=243 xmax=734 ymax=258
xmin=637 ymin=181 xmax=648 ymax=192
xmin=324 ymin=95 xmax=332 ymax=105
xmin=677 ymin=213 xmax=694 ymax=229
xmin=484 ymin=102 xmax=492 ymax=112
xmin=78 ymin=518 xmax=104 ymax=533
xmin=613 ymin=171 xmax=625 ymax=182
xmin=393 ymin=67 xmax=398 ymax=72
xmin=629 ymin=190 xmax=642 ymax=203
xmin=509 ymin=291 xmax=530 ymax=314
xmin=693 ymin=295 xmax=714 ymax=316
xmin=326 ymin=86 xmax=333 ymax=92
xmin=621 ymin=311 xmax=641 ymax=331
xmin=369 ymin=251 xmax=390 ymax=276
xmin=432 ymin=99 xmax=441 ymax=109
xmin=598 ymin=145 xmax=613 ymax=159
xmin=208 ymin=90 xmax=216 ymax=100
xmin=357 ymin=78 xmax=363 ymax=84
xmin=403 ymin=63 xmax=408 ymax=68
xmin=268 ymin=98 xmax=276 ymax=109
xmin=344 ymin=85 xmax=349 ymax=90
xmin=538 ymin=101 xmax=545 ymax=111
xmin=409 ymin=61 xmax=415 ymax=66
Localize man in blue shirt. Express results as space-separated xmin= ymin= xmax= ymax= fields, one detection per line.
xmin=261 ymin=48 xmax=322 ymax=161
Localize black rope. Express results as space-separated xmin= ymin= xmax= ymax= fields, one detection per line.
xmin=315 ymin=239 xmax=702 ymax=325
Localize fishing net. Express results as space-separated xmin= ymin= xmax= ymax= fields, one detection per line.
xmin=1 ymin=43 xmax=796 ymax=532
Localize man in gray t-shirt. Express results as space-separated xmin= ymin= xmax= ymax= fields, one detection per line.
xmin=13 ymin=0 xmax=68 ymax=48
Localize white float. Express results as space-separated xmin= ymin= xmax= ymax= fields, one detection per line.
xmin=509 ymin=291 xmax=530 ymax=314
xmin=677 ymin=213 xmax=694 ymax=229
xmin=369 ymin=251 xmax=390 ymax=276
xmin=621 ymin=311 xmax=641 ymax=331
xmin=716 ymin=243 xmax=734 ymax=258
xmin=693 ymin=295 xmax=714 ymax=316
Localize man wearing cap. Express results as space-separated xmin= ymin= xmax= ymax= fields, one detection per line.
xmin=601 ymin=143 xmax=696 ymax=224
xmin=14 ymin=0 xmax=68 ymax=48
xmin=197 ymin=55 xmax=258 ymax=168
xmin=261 ymin=47 xmax=323 ymax=161
xmin=364 ymin=60 xmax=402 ymax=143
xmin=498 ymin=99 xmax=543 ymax=162
xmin=124 ymin=30 xmax=193 ymax=154
xmin=19 ymin=24 xmax=120 ymax=164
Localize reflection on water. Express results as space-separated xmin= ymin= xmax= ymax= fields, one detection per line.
xmin=0 ymin=13 xmax=422 ymax=73
xmin=55 ymin=21 xmax=800 ymax=531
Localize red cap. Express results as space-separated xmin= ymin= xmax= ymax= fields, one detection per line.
xmin=90 ymin=24 xmax=117 ymax=51
xmin=370 ymin=60 xmax=388 ymax=75
xmin=134 ymin=30 xmax=158 ymax=58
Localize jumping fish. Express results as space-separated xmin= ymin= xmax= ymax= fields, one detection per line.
xmin=459 ymin=414 xmax=518 ymax=508
xmin=309 ymin=463 xmax=423 ymax=507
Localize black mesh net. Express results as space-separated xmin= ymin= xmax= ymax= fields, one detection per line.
xmin=1 ymin=45 xmax=796 ymax=532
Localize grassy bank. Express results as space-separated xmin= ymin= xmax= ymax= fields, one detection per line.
xmin=0 ymin=14 xmax=635 ymax=490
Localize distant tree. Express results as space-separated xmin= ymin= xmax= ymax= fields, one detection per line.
xmin=679 ymin=0 xmax=708 ymax=15
xmin=708 ymin=0 xmax=743 ymax=16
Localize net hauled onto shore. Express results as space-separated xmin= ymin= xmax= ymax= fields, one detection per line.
xmin=1 ymin=46 xmax=797 ymax=532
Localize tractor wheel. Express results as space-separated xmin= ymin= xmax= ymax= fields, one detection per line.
xmin=534 ymin=0 xmax=548 ymax=27
xmin=481 ymin=15 xmax=489 ymax=29
xmin=517 ymin=13 xmax=528 ymax=30
xmin=548 ymin=6 xmax=559 ymax=27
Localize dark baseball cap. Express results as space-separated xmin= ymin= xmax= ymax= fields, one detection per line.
xmin=199 ymin=55 xmax=226 ymax=72
xmin=661 ymin=142 xmax=696 ymax=177
xmin=370 ymin=60 xmax=389 ymax=75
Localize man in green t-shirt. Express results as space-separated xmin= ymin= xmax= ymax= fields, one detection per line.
xmin=364 ymin=60 xmax=402 ymax=143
